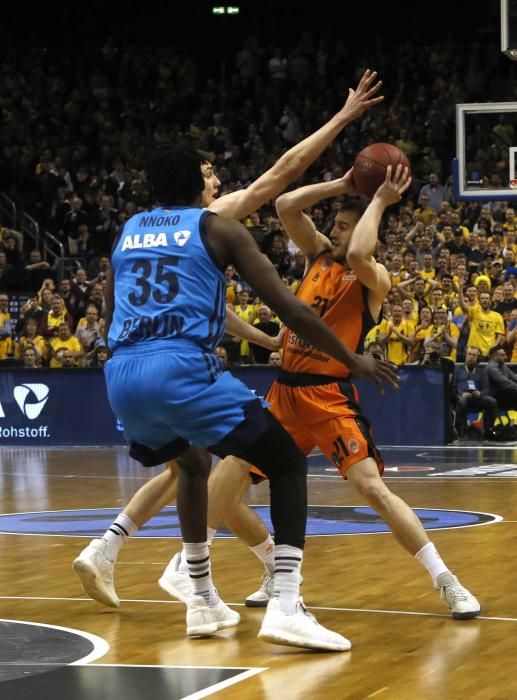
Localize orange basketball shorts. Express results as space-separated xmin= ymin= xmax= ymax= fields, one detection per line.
xmin=249 ymin=374 xmax=384 ymax=483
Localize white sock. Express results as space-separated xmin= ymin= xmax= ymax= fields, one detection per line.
xmin=179 ymin=527 xmax=216 ymax=573
xmin=273 ymin=544 xmax=303 ymax=614
xmin=415 ymin=542 xmax=449 ymax=586
xmin=183 ymin=541 xmax=217 ymax=605
xmin=101 ymin=514 xmax=137 ymax=562
xmin=250 ymin=535 xmax=275 ymax=574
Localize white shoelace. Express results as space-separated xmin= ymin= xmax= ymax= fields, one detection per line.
xmin=443 ymin=581 xmax=468 ymax=601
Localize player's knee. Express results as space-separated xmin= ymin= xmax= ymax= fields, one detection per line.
xmin=355 ymin=474 xmax=388 ymax=506
xmin=209 ymin=456 xmax=249 ymax=489
xmin=216 ymin=455 xmax=251 ymax=479
xmin=176 ymin=447 xmax=211 ymax=477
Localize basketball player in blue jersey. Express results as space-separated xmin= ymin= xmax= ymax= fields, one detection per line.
xmin=73 ymin=69 xmax=388 ymax=611
xmin=88 ymin=144 xmax=398 ymax=651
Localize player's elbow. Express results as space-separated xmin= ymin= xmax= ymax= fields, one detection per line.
xmin=346 ymin=247 xmax=366 ymax=267
xmin=275 ymin=192 xmax=297 ymax=216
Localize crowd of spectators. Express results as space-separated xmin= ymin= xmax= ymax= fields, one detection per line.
xmin=0 ymin=277 xmax=109 ymax=369
xmin=0 ymin=31 xmax=516 ymax=437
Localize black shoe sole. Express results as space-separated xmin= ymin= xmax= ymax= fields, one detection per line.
xmin=245 ymin=599 xmax=269 ymax=608
xmin=452 ymin=608 xmax=481 ymax=620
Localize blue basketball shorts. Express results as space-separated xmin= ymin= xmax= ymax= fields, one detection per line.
xmin=104 ymin=344 xmax=267 ymax=462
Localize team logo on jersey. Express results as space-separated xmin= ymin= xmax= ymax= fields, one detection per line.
xmin=174 ymin=230 xmax=192 ymax=246
xmin=348 ymin=438 xmax=360 ymax=454
xmin=121 ymin=232 xmax=167 ymax=251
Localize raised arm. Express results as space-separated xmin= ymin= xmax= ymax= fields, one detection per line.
xmin=275 ymin=178 xmax=348 ymax=258
xmin=210 ymin=70 xmax=383 ymax=220
xmin=347 ymin=165 xmax=411 ymax=300
xmin=456 ymin=283 xmax=470 ymax=316
xmin=393 ymin=282 xmax=414 ymax=301
xmin=404 ymin=221 xmax=424 ymax=246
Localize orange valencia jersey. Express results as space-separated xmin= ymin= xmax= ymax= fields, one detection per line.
xmin=282 ymin=253 xmax=376 ymax=379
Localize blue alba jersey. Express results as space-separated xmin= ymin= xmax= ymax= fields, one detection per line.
xmin=108 ymin=207 xmax=226 ymax=354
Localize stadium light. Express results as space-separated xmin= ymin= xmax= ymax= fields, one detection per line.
xmin=211 ymin=5 xmax=240 ymax=15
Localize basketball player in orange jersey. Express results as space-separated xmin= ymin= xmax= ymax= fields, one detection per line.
xmin=161 ymin=164 xmax=481 ymax=629
xmin=74 ymin=70 xmax=389 ymax=607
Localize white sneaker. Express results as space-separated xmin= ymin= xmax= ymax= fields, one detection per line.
xmin=436 ymin=572 xmax=481 ymax=619
xmin=186 ymin=594 xmax=241 ymax=637
xmin=73 ymin=539 xmax=120 ymax=608
xmin=245 ymin=570 xmax=275 ymax=607
xmin=245 ymin=571 xmax=304 ymax=607
xmin=258 ymin=598 xmax=351 ymax=652
xmin=158 ymin=552 xmax=194 ymax=603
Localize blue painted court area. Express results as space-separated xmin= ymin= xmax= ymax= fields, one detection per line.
xmin=0 ymin=505 xmax=499 ymax=538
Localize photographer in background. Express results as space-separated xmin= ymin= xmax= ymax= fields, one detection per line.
xmin=453 ymin=347 xmax=497 ymax=441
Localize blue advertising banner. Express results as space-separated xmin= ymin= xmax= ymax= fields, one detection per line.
xmin=0 ymin=369 xmax=124 ymax=446
xmin=232 ymin=365 xmax=279 ymax=399
xmin=0 ymin=366 xmax=444 ymax=447
xmin=234 ymin=365 xmax=445 ymax=446
xmin=354 ymin=365 xmax=445 ymax=446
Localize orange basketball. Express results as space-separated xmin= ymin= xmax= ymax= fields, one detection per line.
xmin=352 ymin=143 xmax=411 ymax=198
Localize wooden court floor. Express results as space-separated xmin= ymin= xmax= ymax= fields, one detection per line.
xmin=1 ymin=446 xmax=517 ymax=699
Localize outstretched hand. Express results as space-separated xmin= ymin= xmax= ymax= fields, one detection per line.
xmin=340 ymin=69 xmax=384 ymax=123
xmin=374 ymin=164 xmax=412 ymax=206
xmin=348 ymin=354 xmax=400 ymax=393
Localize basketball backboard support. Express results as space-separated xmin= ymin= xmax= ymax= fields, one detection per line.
xmin=453 ymin=102 xmax=517 ymax=201
xmin=501 ymin=0 xmax=517 ymax=60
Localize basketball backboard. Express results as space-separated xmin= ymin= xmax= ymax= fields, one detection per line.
xmin=501 ymin=0 xmax=517 ymax=59
xmin=453 ymin=102 xmax=517 ymax=201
